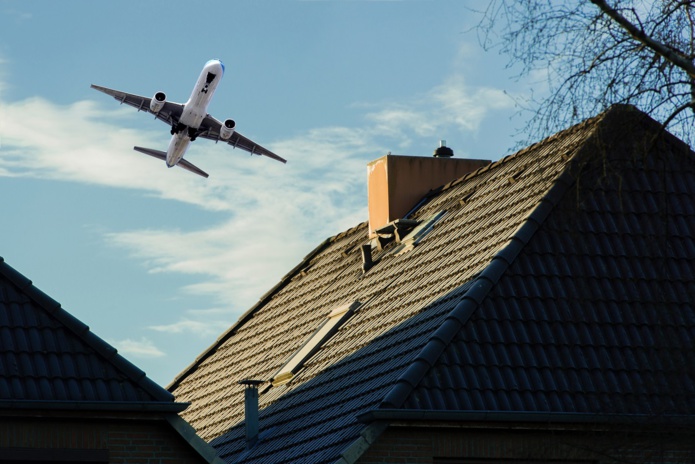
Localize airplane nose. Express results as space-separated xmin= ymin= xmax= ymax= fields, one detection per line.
xmin=205 ymin=59 xmax=224 ymax=75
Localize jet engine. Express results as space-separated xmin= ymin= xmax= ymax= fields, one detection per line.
xmin=149 ymin=92 xmax=166 ymax=113
xmin=220 ymin=119 xmax=236 ymax=140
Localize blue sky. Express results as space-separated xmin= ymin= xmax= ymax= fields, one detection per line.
xmin=0 ymin=0 xmax=535 ymax=386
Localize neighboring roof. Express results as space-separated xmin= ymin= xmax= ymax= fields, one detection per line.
xmin=0 ymin=257 xmax=182 ymax=411
xmin=170 ymin=105 xmax=695 ymax=463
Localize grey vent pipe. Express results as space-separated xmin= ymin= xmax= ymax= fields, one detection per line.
xmin=238 ymin=379 xmax=263 ymax=449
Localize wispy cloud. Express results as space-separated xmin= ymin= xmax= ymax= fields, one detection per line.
xmin=0 ymin=8 xmax=32 ymax=25
xmin=361 ymin=74 xmax=513 ymax=148
xmin=149 ymin=317 xmax=231 ymax=338
xmin=103 ymin=126 xmax=373 ymax=309
xmin=432 ymin=76 xmax=512 ymax=131
xmin=110 ymin=337 xmax=165 ymax=358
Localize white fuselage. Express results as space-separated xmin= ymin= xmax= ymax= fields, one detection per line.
xmin=166 ymin=59 xmax=225 ymax=167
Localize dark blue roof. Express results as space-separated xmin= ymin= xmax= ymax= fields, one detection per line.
xmin=398 ymin=134 xmax=695 ymax=416
xmin=172 ymin=105 xmax=695 ymax=463
xmin=0 ymin=257 xmax=181 ymax=409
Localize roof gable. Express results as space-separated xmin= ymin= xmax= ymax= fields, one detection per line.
xmin=172 ymin=105 xmax=695 ymax=463
xmin=0 ymin=257 xmax=179 ymax=409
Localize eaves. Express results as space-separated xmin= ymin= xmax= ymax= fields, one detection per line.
xmin=357 ymin=409 xmax=695 ymax=428
xmin=0 ymin=399 xmax=189 ymax=413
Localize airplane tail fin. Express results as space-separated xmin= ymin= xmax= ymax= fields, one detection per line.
xmin=133 ymin=146 xmax=209 ymax=178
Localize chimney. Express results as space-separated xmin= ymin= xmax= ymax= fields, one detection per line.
xmin=239 ymin=379 xmax=263 ymax=449
xmin=367 ymin=146 xmax=490 ymax=237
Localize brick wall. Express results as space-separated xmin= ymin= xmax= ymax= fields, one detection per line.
xmin=0 ymin=416 xmax=208 ymax=464
xmin=356 ymin=426 xmax=695 ymax=464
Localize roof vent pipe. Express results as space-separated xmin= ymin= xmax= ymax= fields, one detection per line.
xmin=239 ymin=379 xmax=263 ymax=449
xmin=361 ymin=244 xmax=373 ymax=273
xmin=433 ymin=140 xmax=454 ymax=158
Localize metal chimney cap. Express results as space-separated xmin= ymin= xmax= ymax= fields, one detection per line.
xmin=433 ymin=140 xmax=454 ymax=158
xmin=238 ymin=379 xmax=264 ymax=387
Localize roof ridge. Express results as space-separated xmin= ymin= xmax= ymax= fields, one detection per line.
xmin=379 ymin=167 xmax=576 ymax=410
xmin=0 ymin=256 xmax=175 ymax=405
xmin=411 ymin=106 xmax=613 ymax=211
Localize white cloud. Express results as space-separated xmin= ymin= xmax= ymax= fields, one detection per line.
xmin=104 ymin=127 xmax=373 ymax=310
xmin=110 ymin=337 xmax=165 ymax=358
xmin=362 ymin=74 xmax=513 ymax=145
xmin=0 ymin=96 xmax=242 ymax=210
xmin=431 ymin=76 xmax=513 ymax=131
xmin=149 ymin=318 xmax=230 ymax=338
xmin=365 ymin=105 xmax=437 ymax=138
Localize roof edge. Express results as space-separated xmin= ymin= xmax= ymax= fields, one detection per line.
xmin=379 ymin=168 xmax=576 ymax=410
xmin=405 ymin=106 xmax=613 ymax=216
xmin=0 ymin=400 xmax=188 ymax=413
xmin=165 ymin=414 xmax=227 ymax=464
xmin=0 ymin=257 xmax=175 ymax=404
xmin=334 ymin=421 xmax=389 ymax=464
xmin=358 ymin=409 xmax=695 ymax=426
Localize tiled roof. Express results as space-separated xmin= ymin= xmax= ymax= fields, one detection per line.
xmin=0 ymin=257 xmax=181 ymax=409
xmin=394 ymin=115 xmax=695 ymax=417
xmin=170 ymin=105 xmax=695 ymax=463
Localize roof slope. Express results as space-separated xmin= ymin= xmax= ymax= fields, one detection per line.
xmin=0 ymin=257 xmax=180 ymax=409
xmin=393 ymin=107 xmax=695 ymax=418
xmin=171 ymin=105 xmax=695 ymax=463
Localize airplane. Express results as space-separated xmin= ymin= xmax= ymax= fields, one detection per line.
xmin=91 ymin=59 xmax=286 ymax=178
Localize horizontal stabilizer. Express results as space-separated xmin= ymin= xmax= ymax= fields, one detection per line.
xmin=177 ymin=158 xmax=209 ymax=178
xmin=133 ymin=146 xmax=209 ymax=178
xmin=134 ymin=146 xmax=167 ymax=161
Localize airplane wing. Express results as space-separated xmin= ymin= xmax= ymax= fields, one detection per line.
xmin=90 ymin=84 xmax=184 ymax=128
xmin=198 ymin=115 xmax=287 ymax=164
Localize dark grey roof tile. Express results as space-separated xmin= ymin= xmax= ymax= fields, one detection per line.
xmin=0 ymin=258 xmax=179 ymax=408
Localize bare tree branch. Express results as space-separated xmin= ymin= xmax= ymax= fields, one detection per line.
xmin=476 ymin=0 xmax=695 ymax=148
xmin=589 ymin=0 xmax=695 ymax=78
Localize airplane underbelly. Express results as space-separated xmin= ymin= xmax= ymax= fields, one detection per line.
xmin=182 ymin=82 xmax=216 ymax=128
xmin=167 ymin=133 xmax=191 ymax=167
xmin=180 ymin=108 xmax=206 ymax=129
